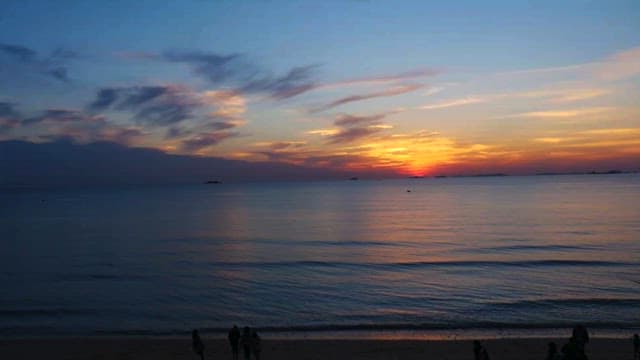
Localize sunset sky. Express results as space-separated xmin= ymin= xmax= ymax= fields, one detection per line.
xmin=1 ymin=0 xmax=639 ymax=177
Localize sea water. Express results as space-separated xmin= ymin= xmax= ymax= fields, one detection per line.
xmin=1 ymin=174 xmax=639 ymax=338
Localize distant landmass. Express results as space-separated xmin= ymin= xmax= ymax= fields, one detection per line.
xmin=0 ymin=140 xmax=394 ymax=187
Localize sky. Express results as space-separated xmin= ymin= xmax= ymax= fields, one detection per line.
xmin=1 ymin=0 xmax=639 ymax=178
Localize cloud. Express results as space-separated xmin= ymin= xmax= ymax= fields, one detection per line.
xmin=318 ymin=68 xmax=439 ymax=89
xmin=511 ymin=107 xmax=612 ymax=118
xmin=309 ymin=113 xmax=392 ymax=144
xmin=9 ymin=106 xmax=145 ymax=145
xmin=22 ymin=109 xmax=105 ymax=126
xmin=201 ymin=90 xmax=246 ymax=119
xmin=0 ymin=102 xmax=20 ymax=118
xmin=595 ymin=47 xmax=640 ymax=81
xmin=251 ymin=141 xmax=309 ymax=161
xmin=0 ymin=43 xmax=76 ymax=82
xmin=420 ymin=96 xmax=486 ymax=110
xmin=328 ymin=126 xmax=386 ymax=144
xmin=181 ymin=131 xmax=238 ymax=152
xmin=0 ymin=102 xmax=21 ymax=133
xmin=312 ymin=84 xmax=422 ymax=112
xmin=163 ymin=50 xmax=318 ymax=99
xmin=333 ymin=113 xmax=386 ymax=127
xmin=88 ymin=85 xmax=245 ymax=147
xmin=418 ymin=87 xmax=610 ymax=112
xmin=88 ymin=85 xmax=202 ymax=125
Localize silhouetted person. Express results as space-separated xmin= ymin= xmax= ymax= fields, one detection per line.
xmin=228 ymin=325 xmax=241 ymax=360
xmin=546 ymin=342 xmax=562 ymax=360
xmin=634 ymin=334 xmax=640 ymax=360
xmin=251 ymin=330 xmax=262 ymax=360
xmin=572 ymin=325 xmax=589 ymax=352
xmin=241 ymin=326 xmax=252 ymax=360
xmin=473 ymin=340 xmax=490 ymax=360
xmin=562 ymin=337 xmax=588 ymax=360
xmin=192 ymin=329 xmax=205 ymax=360
xmin=473 ymin=340 xmax=482 ymax=360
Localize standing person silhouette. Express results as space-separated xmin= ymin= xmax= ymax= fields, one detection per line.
xmin=572 ymin=325 xmax=589 ymax=353
xmin=251 ymin=329 xmax=262 ymax=360
xmin=192 ymin=329 xmax=205 ymax=360
xmin=241 ymin=326 xmax=252 ymax=360
xmin=473 ymin=340 xmax=490 ymax=360
xmin=634 ymin=334 xmax=640 ymax=360
xmin=473 ymin=340 xmax=482 ymax=360
xmin=228 ymin=325 xmax=241 ymax=360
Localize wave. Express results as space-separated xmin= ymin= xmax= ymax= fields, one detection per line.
xmin=0 ymin=308 xmax=96 ymax=317
xmin=485 ymin=298 xmax=640 ymax=309
xmin=55 ymin=273 xmax=147 ymax=281
xmin=90 ymin=321 xmax=640 ymax=336
xmin=482 ymin=244 xmax=595 ymax=252
xmin=166 ymin=237 xmax=404 ymax=248
xmin=208 ymin=259 xmax=635 ymax=269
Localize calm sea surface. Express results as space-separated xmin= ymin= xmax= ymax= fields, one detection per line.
xmin=1 ymin=175 xmax=639 ymax=338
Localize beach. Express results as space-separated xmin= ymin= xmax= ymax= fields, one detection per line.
xmin=0 ymin=337 xmax=633 ymax=359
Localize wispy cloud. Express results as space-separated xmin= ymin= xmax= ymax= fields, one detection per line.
xmin=594 ymin=47 xmax=640 ymax=81
xmin=162 ymin=50 xmax=318 ymax=99
xmin=418 ymin=87 xmax=611 ymax=111
xmin=181 ymin=131 xmax=238 ymax=152
xmin=0 ymin=102 xmax=21 ymax=134
xmin=0 ymin=43 xmax=76 ymax=82
xmin=312 ymin=84 xmax=422 ymax=113
xmin=511 ymin=107 xmax=612 ymax=118
xmin=319 ymin=69 xmax=439 ymax=89
xmin=580 ymin=128 xmax=640 ymax=136
xmin=88 ymin=85 xmax=202 ymax=125
xmin=420 ymin=96 xmax=486 ymax=110
xmin=23 ymin=109 xmax=105 ymax=126
xmin=308 ymin=113 xmax=392 ymax=144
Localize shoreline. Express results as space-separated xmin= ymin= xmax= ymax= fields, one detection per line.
xmin=3 ymin=326 xmax=638 ymax=340
xmin=1 ymin=337 xmax=635 ymax=360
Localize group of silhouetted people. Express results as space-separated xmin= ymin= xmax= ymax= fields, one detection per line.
xmin=473 ymin=327 xmax=640 ymax=360
xmin=543 ymin=325 xmax=589 ymax=360
xmin=192 ymin=326 xmax=261 ymax=360
xmin=229 ymin=325 xmax=261 ymax=360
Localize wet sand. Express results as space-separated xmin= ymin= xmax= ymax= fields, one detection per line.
xmin=0 ymin=337 xmax=633 ymax=359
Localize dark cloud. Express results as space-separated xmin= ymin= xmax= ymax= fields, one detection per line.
xmin=326 ymin=113 xmax=389 ymax=144
xmin=328 ymin=126 xmax=384 ymax=144
xmin=165 ymin=126 xmax=189 ymax=139
xmin=23 ymin=109 xmax=104 ymax=126
xmin=162 ymin=50 xmax=317 ymax=99
xmin=0 ymin=102 xmax=21 ymax=133
xmin=0 ymin=102 xmax=20 ymax=118
xmin=253 ymin=141 xmax=307 ymax=161
xmin=181 ymin=131 xmax=238 ymax=152
xmin=0 ymin=44 xmax=36 ymax=62
xmin=334 ymin=113 xmax=385 ymax=127
xmin=0 ymin=43 xmax=75 ymax=82
xmin=89 ymin=88 xmax=119 ymax=110
xmin=88 ymin=85 xmax=200 ymax=125
xmin=163 ymin=50 xmax=244 ymax=83
xmin=240 ymin=65 xmax=318 ymax=99
xmin=208 ymin=121 xmax=237 ymax=130
xmin=312 ymin=84 xmax=422 ymax=112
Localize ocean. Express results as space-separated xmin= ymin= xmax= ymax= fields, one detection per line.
xmin=1 ymin=174 xmax=639 ymax=338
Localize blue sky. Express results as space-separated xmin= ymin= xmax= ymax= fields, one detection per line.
xmin=1 ymin=0 xmax=639 ymax=176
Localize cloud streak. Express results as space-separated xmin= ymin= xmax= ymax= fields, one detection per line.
xmin=309 ymin=113 xmax=392 ymax=144
xmin=88 ymin=85 xmax=202 ymax=125
xmin=0 ymin=43 xmax=76 ymax=82
xmin=162 ymin=50 xmax=318 ymax=99
xmin=312 ymin=84 xmax=422 ymax=112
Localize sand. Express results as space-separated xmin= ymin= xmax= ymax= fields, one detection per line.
xmin=0 ymin=337 xmax=633 ymax=360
